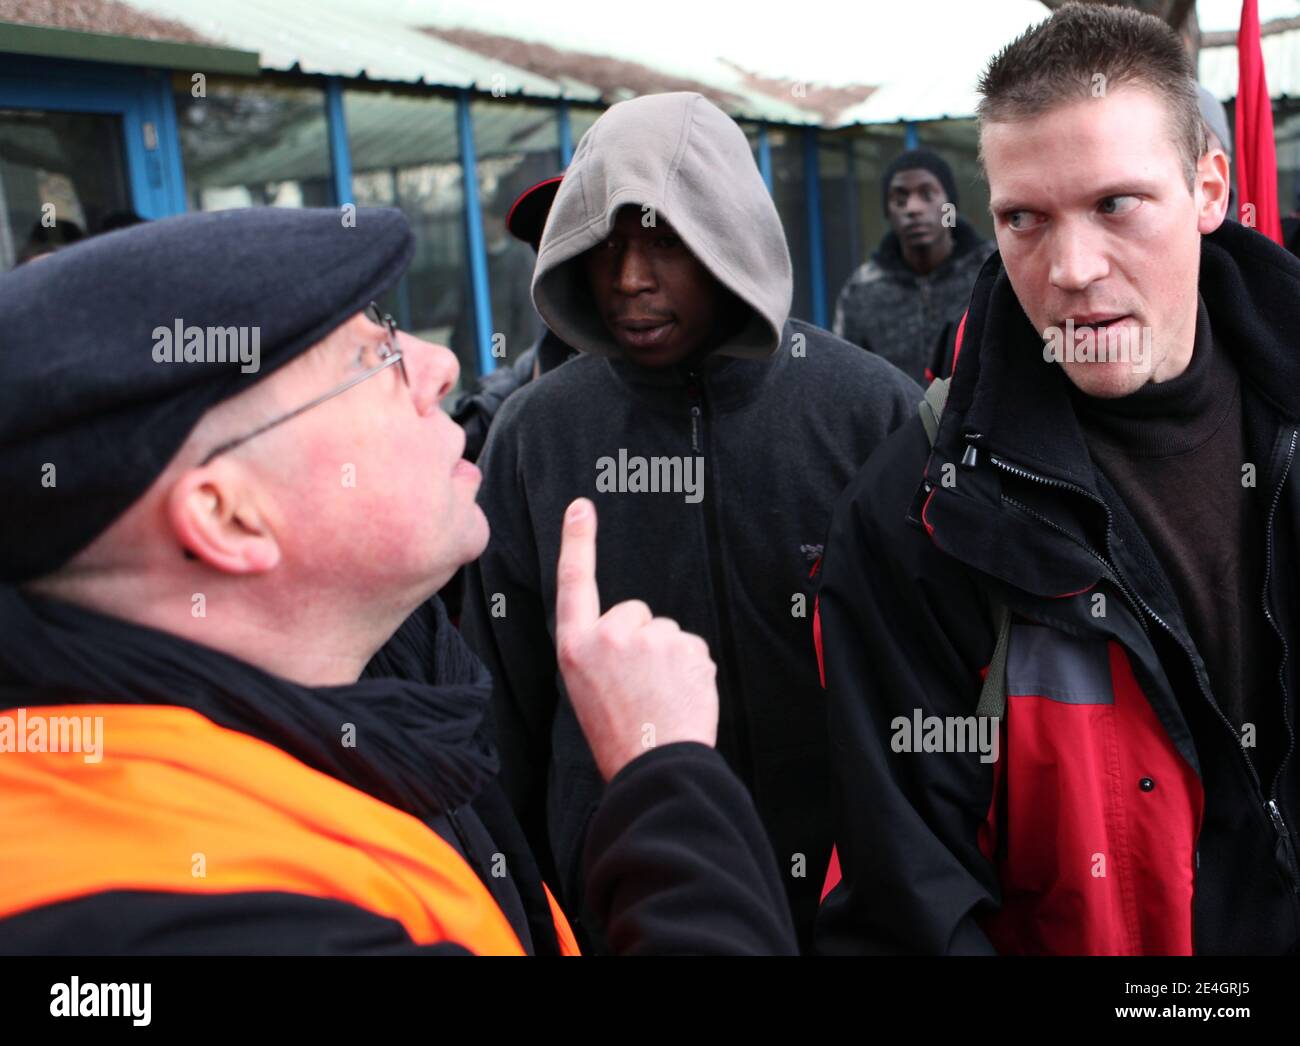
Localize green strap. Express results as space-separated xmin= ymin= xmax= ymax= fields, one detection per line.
xmin=976 ymin=603 xmax=1011 ymax=720
xmin=918 ymin=376 xmax=951 ymax=446
xmin=917 ymin=376 xmax=1008 ymax=721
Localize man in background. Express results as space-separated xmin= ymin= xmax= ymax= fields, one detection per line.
xmin=833 ymin=148 xmax=993 ymax=383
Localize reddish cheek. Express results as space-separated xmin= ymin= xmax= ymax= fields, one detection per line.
xmin=299 ymin=433 xmax=362 ymax=489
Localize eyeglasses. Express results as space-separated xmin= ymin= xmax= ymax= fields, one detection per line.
xmin=199 ymin=302 xmax=408 ymax=466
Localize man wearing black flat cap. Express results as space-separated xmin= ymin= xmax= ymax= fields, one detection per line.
xmin=0 ymin=206 xmax=796 ymax=955
xmin=832 ymin=148 xmax=994 ymax=383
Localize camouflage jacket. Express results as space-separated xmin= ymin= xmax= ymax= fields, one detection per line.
xmin=832 ymin=219 xmax=994 ymax=383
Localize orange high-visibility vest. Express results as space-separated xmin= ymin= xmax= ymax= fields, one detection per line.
xmin=0 ymin=703 xmax=580 ymax=956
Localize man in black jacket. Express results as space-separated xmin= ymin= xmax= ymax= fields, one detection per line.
xmin=461 ymin=91 xmax=921 ymax=952
xmin=817 ymin=2 xmax=1299 ymax=955
xmin=0 ymin=206 xmax=796 ymax=955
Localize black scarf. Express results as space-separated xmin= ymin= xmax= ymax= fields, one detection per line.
xmin=0 ymin=588 xmax=497 ymax=820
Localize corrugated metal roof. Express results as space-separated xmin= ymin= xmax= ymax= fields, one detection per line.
xmin=35 ymin=1 xmax=1300 ymax=128
xmin=112 ymin=0 xmax=825 ymax=125
xmin=834 ymin=67 xmax=984 ymax=126
xmin=122 ymin=0 xmax=600 ymax=99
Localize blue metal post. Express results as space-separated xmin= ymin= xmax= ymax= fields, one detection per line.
xmin=757 ymin=122 xmax=773 ymax=193
xmin=802 ymin=126 xmax=827 ymax=328
xmin=154 ymin=71 xmax=188 ymax=214
xmin=904 ymin=120 xmax=919 ymax=150
xmin=458 ymin=89 xmax=495 ymax=377
xmin=325 ymin=78 xmax=353 ymax=207
xmin=558 ymin=98 xmax=574 ymax=167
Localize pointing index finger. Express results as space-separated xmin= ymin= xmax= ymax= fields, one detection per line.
xmin=556 ymin=497 xmax=600 ymax=637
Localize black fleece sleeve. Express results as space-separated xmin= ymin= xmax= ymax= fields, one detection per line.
xmin=581 ymin=742 xmax=798 ymax=956
xmin=814 ymin=424 xmax=1002 ymax=955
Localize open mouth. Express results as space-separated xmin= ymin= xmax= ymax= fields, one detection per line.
xmin=617 ymin=319 xmax=674 ymax=350
xmin=1070 ymin=314 xmax=1131 ymax=332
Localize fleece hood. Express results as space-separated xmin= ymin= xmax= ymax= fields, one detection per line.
xmin=532 ymin=92 xmax=793 ymax=361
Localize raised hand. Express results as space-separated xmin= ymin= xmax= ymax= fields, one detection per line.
xmin=554 ymin=498 xmax=719 ymax=781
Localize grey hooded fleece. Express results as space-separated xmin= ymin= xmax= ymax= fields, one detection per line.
xmin=462 ymin=92 xmax=922 ymax=953
xmin=532 ymin=91 xmax=791 ymax=361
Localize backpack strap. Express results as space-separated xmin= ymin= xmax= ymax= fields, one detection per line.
xmin=917 ymin=376 xmax=1008 ymax=722
xmin=918 ymin=376 xmax=950 ymax=446
xmin=976 ymin=604 xmax=1011 ymax=720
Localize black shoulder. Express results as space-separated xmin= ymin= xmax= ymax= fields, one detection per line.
xmin=835 ymin=411 xmax=933 ymax=545
xmin=783 ymin=319 xmax=923 ymax=400
xmin=488 ymin=352 xmax=607 ymax=434
xmin=0 ymin=891 xmax=473 ymax=956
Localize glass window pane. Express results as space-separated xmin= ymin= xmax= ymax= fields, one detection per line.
xmin=345 ymin=87 xmax=475 ymax=392
xmin=173 ymin=75 xmax=333 ymax=212
xmin=471 ymin=99 xmax=561 ymax=367
xmin=821 ymin=125 xmax=909 ymax=325
xmin=0 ymin=108 xmax=130 ymax=271
xmin=1272 ymin=101 xmax=1300 ymax=220
xmin=568 ymin=106 xmax=602 ymax=154
xmin=767 ymin=126 xmax=812 ymax=322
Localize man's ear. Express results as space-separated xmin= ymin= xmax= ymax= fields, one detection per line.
xmin=167 ymin=462 xmax=281 ymax=574
xmin=1196 ymin=148 xmax=1231 ymax=233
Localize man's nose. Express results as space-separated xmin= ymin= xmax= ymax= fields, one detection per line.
xmin=613 ymin=243 xmax=656 ymax=295
xmin=1048 ymin=220 xmax=1109 ymax=293
xmin=400 ymin=333 xmax=460 ymax=415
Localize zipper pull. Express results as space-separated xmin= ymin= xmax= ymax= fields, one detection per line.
xmin=685 ymin=371 xmax=703 ymax=454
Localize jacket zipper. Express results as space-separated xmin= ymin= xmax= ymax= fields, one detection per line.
xmin=1260 ymin=428 xmax=1299 ymax=891
xmin=685 ymin=369 xmax=755 ymax=787
xmin=987 ymin=448 xmax=1300 ymax=897
xmin=989 ymin=457 xmax=1150 ymax=638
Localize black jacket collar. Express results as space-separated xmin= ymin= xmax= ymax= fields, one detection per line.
xmin=0 ymin=589 xmax=497 ymax=821
xmin=603 ymin=321 xmax=802 ymax=411
xmin=936 ymin=220 xmax=1300 ymax=495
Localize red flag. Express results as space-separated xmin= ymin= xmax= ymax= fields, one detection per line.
xmin=1235 ymin=0 xmax=1283 ymax=243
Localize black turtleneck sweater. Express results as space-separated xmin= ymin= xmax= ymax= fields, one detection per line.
xmin=1073 ymin=300 xmax=1280 ymax=782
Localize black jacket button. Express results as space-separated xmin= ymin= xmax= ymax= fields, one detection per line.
xmin=1139 ymin=777 xmax=1155 ymax=792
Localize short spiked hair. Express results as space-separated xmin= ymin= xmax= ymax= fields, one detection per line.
xmin=977 ymin=2 xmax=1205 ymax=189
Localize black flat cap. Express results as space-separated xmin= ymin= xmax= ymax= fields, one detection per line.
xmin=0 ymin=206 xmax=414 ymax=584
